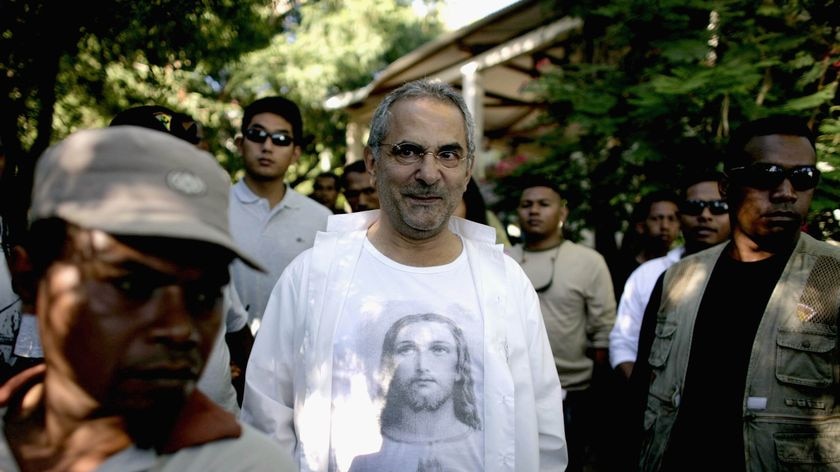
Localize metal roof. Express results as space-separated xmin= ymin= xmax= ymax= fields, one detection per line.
xmin=324 ymin=0 xmax=582 ymax=141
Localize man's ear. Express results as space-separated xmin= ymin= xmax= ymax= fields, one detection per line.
xmin=559 ymin=205 xmax=570 ymax=225
xmin=8 ymin=245 xmax=36 ymax=309
xmin=291 ymin=145 xmax=302 ymax=165
xmin=363 ymin=148 xmax=376 ymax=181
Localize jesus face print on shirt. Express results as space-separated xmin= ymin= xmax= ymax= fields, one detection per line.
xmin=377 ymin=313 xmax=481 ymax=436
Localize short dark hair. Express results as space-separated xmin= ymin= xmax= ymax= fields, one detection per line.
xmin=110 ymin=105 xmax=175 ymax=134
xmin=341 ymin=160 xmax=367 ymax=186
xmin=517 ymin=174 xmax=563 ymax=199
xmin=725 ymin=115 xmax=816 ymax=170
xmin=110 ymin=106 xmax=201 ymax=146
xmin=461 ymin=179 xmax=489 ymax=225
xmin=315 ymin=171 xmax=341 ymax=189
xmin=630 ymin=189 xmax=680 ymax=224
xmin=679 ymin=170 xmax=726 ymax=198
xmin=241 ymin=96 xmax=303 ymax=142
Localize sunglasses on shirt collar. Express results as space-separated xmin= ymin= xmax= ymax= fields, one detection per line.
xmin=244 ymin=127 xmax=295 ymax=147
xmin=727 ymin=163 xmax=820 ymax=191
xmin=680 ymin=199 xmax=729 ymax=216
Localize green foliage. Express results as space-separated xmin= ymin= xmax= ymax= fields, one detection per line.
xmin=4 ymin=0 xmax=836 ymax=246
xmin=2 ymin=0 xmax=444 ymax=198
xmin=219 ymin=0 xmax=444 ymax=185
xmin=497 ymin=0 xmax=840 ymax=247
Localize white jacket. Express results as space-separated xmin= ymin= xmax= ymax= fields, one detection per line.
xmin=241 ymin=211 xmax=567 ymax=472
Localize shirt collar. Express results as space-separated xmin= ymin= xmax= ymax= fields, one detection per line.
xmin=324 ymin=211 xmax=496 ymax=243
xmin=234 ymin=179 xmax=300 ymax=209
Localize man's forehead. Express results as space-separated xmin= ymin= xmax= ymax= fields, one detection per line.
xmin=648 ymin=201 xmax=678 ymax=215
xmin=344 ymin=172 xmax=371 ymax=186
xmin=521 ymin=186 xmax=562 ymax=202
xmin=685 ymin=180 xmax=722 ymax=198
xmin=387 ymin=98 xmax=466 ymax=140
xmin=744 ymin=134 xmax=816 ymax=162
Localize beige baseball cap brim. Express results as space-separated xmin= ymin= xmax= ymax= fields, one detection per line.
xmin=30 ymin=126 xmax=264 ymax=272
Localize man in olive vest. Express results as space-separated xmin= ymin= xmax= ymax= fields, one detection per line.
xmin=634 ymin=115 xmax=840 ymax=471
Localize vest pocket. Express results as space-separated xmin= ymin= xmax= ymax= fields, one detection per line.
xmin=648 ymin=322 xmax=678 ymax=368
xmin=639 ymin=390 xmax=678 ymax=470
xmin=776 ymin=329 xmax=836 ymax=388
xmin=775 ymin=431 xmax=840 ymax=466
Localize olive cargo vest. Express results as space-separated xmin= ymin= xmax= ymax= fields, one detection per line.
xmin=639 ymin=233 xmax=840 ymax=471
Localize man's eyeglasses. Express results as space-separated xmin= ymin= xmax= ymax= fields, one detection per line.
xmin=380 ymin=142 xmax=466 ymax=168
xmin=244 ymin=127 xmax=295 ymax=147
xmin=727 ymin=163 xmax=820 ymax=191
xmin=680 ymin=199 xmax=729 ymax=216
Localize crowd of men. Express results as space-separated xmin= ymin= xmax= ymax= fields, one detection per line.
xmin=0 ymin=78 xmax=836 ymax=472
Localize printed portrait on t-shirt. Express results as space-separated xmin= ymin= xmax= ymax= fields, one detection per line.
xmin=346 ymin=313 xmax=482 ymax=472
xmin=329 ymin=240 xmax=484 ymax=472
xmin=0 ymin=302 xmax=20 ymax=365
xmin=376 ymin=313 xmax=481 ymax=434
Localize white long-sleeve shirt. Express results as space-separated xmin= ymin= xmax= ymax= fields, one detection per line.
xmin=241 ymin=211 xmax=568 ymax=472
xmin=609 ymin=247 xmax=683 ymax=368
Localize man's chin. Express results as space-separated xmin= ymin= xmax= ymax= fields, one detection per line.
xmin=756 ymin=225 xmax=801 ymax=252
xmin=111 ymin=385 xmax=192 ymax=449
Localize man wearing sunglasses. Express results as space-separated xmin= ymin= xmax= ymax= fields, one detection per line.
xmin=610 ymin=170 xmax=731 ymax=382
xmin=634 ymin=115 xmax=839 ymax=471
xmin=606 ymin=170 xmax=731 ymax=470
xmin=228 ymin=96 xmax=332 ymax=334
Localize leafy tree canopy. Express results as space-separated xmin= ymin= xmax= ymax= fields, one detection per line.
xmin=2 ymin=0 xmax=443 ymax=234
xmin=492 ymin=0 xmax=839 ymax=249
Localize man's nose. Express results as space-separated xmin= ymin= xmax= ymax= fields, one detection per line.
xmin=148 ymin=286 xmax=200 ymax=347
xmin=415 ymin=154 xmax=442 ymax=185
xmin=414 ymin=351 xmax=430 ymax=371
xmin=771 ymin=177 xmax=798 ymax=202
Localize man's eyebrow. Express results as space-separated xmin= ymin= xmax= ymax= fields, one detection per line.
xmin=104 ymin=259 xmax=175 ymax=281
xmin=250 ymin=123 xmax=292 ymax=134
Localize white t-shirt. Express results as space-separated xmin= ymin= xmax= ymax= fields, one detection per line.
xmin=228 ymin=181 xmax=331 ymax=333
xmin=329 ymin=239 xmax=484 ymax=472
xmin=609 ymin=246 xmax=684 ymax=368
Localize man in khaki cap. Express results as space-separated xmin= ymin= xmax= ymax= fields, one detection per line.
xmin=0 ymin=126 xmax=294 ymax=471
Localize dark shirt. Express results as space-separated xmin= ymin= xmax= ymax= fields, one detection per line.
xmin=632 ymin=246 xmax=789 ymax=470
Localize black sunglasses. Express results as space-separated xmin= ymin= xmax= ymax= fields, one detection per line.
xmin=244 ymin=127 xmax=295 ymax=147
xmin=680 ymin=199 xmax=729 ymax=216
xmin=728 ymin=163 xmax=820 ymax=191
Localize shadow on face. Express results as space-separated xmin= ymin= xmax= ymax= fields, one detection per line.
xmin=35 ymin=227 xmax=232 ymax=448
